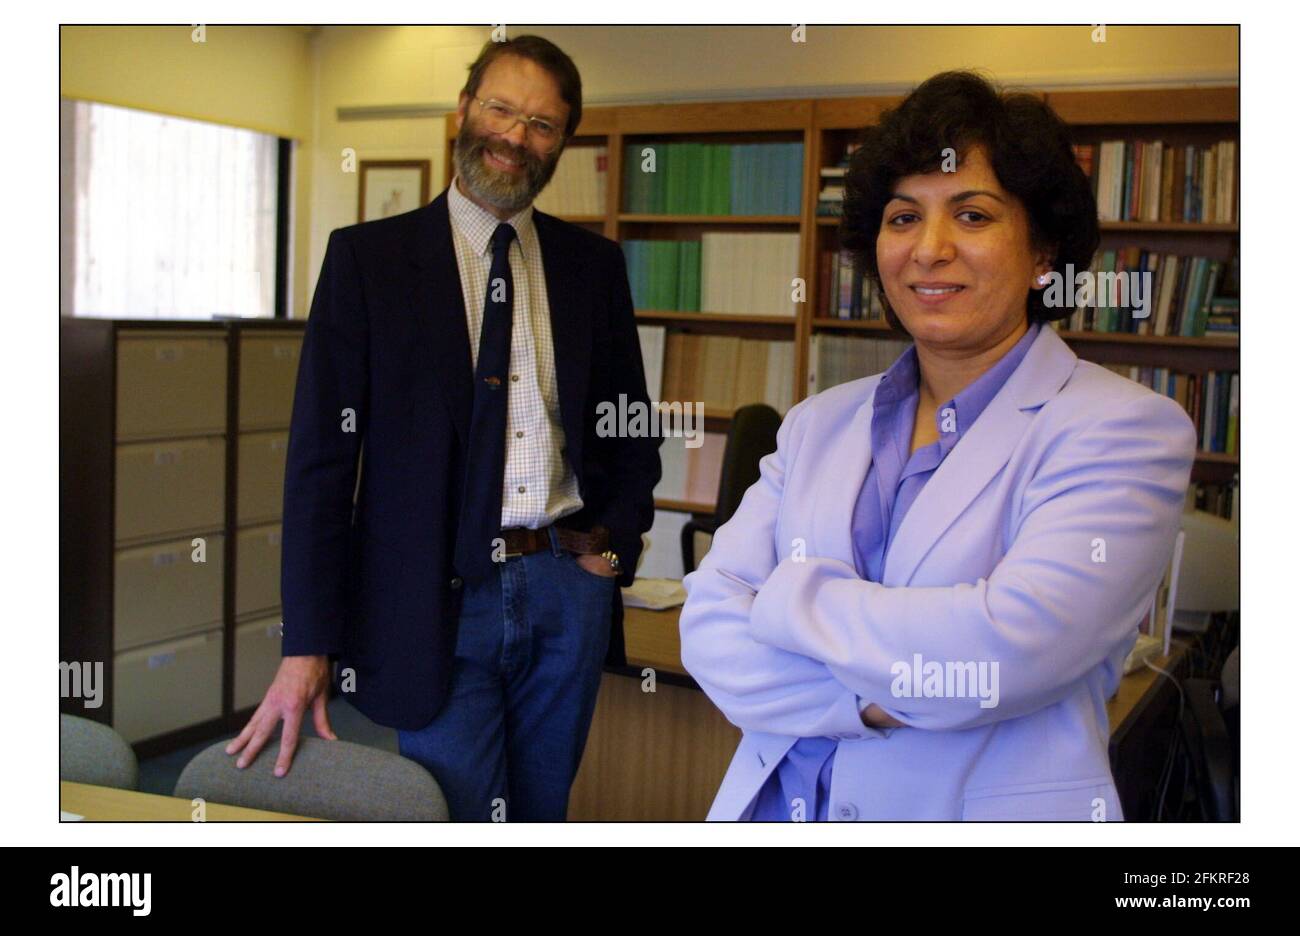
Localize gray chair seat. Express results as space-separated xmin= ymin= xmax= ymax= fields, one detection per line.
xmin=60 ymin=714 xmax=138 ymax=790
xmin=174 ymin=735 xmax=448 ymax=821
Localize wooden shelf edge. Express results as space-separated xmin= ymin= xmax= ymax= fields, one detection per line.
xmin=636 ymin=310 xmax=797 ymax=326
xmin=618 ymin=213 xmax=800 ymax=224
xmin=655 ymin=498 xmax=715 ymax=514
xmin=1057 ymin=330 xmax=1238 ymax=349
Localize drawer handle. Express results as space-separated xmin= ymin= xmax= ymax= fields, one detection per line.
xmin=154 ymin=346 xmax=182 ymax=362
xmin=151 ymin=552 xmax=179 ymax=568
xmin=270 ymin=438 xmax=287 ymax=452
xmin=147 ymin=651 xmax=177 ymax=670
xmin=153 ymin=448 xmax=181 ymax=466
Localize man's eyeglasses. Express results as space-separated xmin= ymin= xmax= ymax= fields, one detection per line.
xmin=474 ymin=97 xmax=565 ymax=152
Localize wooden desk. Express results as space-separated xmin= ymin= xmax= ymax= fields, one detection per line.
xmin=567 ymin=604 xmax=1188 ymax=820
xmin=60 ymin=781 xmax=321 ymax=821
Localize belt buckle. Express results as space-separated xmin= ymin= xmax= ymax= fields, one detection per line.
xmin=500 ymin=529 xmax=524 ymax=559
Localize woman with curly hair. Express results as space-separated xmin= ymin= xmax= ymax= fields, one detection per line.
xmin=680 ymin=70 xmax=1196 ymax=821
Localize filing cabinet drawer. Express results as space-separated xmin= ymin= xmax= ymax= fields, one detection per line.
xmin=234 ymin=613 xmax=283 ymax=712
xmin=236 ymin=523 xmax=281 ymax=618
xmin=237 ymin=430 xmax=288 ymax=525
xmin=239 ymin=332 xmax=302 ymax=430
xmin=114 ymin=436 xmax=225 ymax=543
xmin=113 ymin=628 xmax=223 ymax=743
xmin=117 ymin=332 xmax=227 ymax=440
xmin=113 ymin=534 xmax=224 ymax=650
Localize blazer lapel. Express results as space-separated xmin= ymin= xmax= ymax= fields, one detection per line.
xmin=881 ymin=326 xmax=1079 ymax=586
xmin=534 ymin=211 xmax=591 ymax=469
xmin=406 ymin=190 xmax=473 ymax=446
xmin=809 ymin=387 xmax=878 ymax=565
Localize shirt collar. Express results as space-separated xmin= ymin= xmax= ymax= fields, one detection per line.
xmin=875 ymin=322 xmax=1041 ymax=438
xmin=447 ymin=173 xmax=536 ymax=257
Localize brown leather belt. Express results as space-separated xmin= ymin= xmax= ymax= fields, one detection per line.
xmin=499 ymin=524 xmax=609 ymax=558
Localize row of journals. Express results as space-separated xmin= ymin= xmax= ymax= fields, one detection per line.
xmin=623 ymin=233 xmax=801 ymax=316
xmin=1073 ymin=140 xmax=1237 ymax=224
xmin=623 ymin=240 xmax=700 ymax=312
xmin=815 ymin=142 xmax=860 ymax=216
xmin=821 ymin=247 xmax=887 ymax=320
xmin=655 ymin=430 xmax=727 ymax=507
xmin=623 ymin=141 xmax=804 ymax=216
xmin=656 ymin=332 xmax=797 ymax=415
xmin=807 ymin=334 xmax=911 ymax=394
xmin=533 ymin=145 xmax=608 ymax=216
xmin=1100 ymin=365 xmax=1240 ymax=456
xmin=1049 ymin=248 xmax=1239 ymax=338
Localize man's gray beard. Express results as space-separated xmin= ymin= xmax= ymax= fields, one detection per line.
xmin=453 ymin=123 xmax=561 ymax=215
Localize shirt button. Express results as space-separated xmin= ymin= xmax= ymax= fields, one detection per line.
xmin=517 ymin=485 xmax=526 ymax=494
xmin=511 ymin=374 xmax=520 ymax=382
xmin=834 ymin=802 xmax=859 ymax=821
xmin=449 ymin=576 xmax=463 ymax=590
xmin=516 ymin=430 xmax=524 ymax=438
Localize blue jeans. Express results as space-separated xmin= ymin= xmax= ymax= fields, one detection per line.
xmin=397 ymin=530 xmax=616 ymax=821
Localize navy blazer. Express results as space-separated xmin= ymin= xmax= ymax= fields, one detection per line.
xmin=280 ymin=188 xmax=661 ymax=730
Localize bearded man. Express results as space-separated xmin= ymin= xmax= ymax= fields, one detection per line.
xmin=227 ymin=35 xmax=661 ymax=821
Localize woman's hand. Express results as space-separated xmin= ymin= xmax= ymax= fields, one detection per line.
xmin=861 ymin=702 xmax=906 ymax=729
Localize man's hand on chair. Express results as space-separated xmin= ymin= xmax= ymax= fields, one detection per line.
xmin=225 ymin=655 xmax=336 ymax=777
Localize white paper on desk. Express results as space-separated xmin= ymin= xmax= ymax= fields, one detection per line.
xmin=60 ymin=810 xmax=83 ymax=821
xmin=621 ymin=577 xmax=687 ymax=610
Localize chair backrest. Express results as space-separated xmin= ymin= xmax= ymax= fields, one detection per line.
xmin=714 ymin=404 xmax=782 ymax=526
xmin=60 ymin=713 xmax=138 ymax=790
xmin=174 ymin=736 xmax=448 ymax=821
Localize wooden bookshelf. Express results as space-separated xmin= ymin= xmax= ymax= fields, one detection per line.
xmin=443 ymin=84 xmax=1240 ymax=494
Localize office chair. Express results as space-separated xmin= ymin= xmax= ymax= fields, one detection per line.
xmin=60 ymin=713 xmax=139 ymax=790
xmin=174 ymin=735 xmax=449 ymax=821
xmin=680 ymin=403 xmax=782 ymax=575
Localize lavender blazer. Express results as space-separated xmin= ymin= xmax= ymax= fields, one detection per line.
xmin=680 ymin=325 xmax=1197 ymax=820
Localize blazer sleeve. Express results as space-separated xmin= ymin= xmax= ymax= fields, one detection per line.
xmin=280 ymin=228 xmax=369 ymax=657
xmin=680 ymin=396 xmax=886 ymax=740
xmin=746 ymin=392 xmax=1198 ymax=732
xmin=592 ymin=242 xmax=661 ymax=587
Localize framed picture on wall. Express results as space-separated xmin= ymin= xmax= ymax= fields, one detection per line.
xmin=358 ymin=159 xmax=431 ymax=222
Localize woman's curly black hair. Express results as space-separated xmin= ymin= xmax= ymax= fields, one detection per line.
xmin=840 ymin=70 xmax=1100 ymax=333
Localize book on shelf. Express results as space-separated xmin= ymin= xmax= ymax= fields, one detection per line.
xmin=636 ymin=325 xmax=666 ymax=400
xmin=1047 ymin=247 xmax=1239 ymax=338
xmin=654 ymin=430 xmax=728 ymax=505
xmin=807 ymin=333 xmax=912 ymax=394
xmin=656 ymin=333 xmax=795 ymax=414
xmin=533 ymin=145 xmax=607 ymax=217
xmin=820 ymin=247 xmax=887 ymax=320
xmin=1074 ymin=139 xmax=1236 ymax=224
xmin=699 ymin=232 xmax=801 ymax=317
xmin=1187 ymin=479 xmax=1239 ymax=523
xmin=1100 ymin=365 xmax=1239 ymax=456
xmin=622 ymin=141 xmax=803 ymax=215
